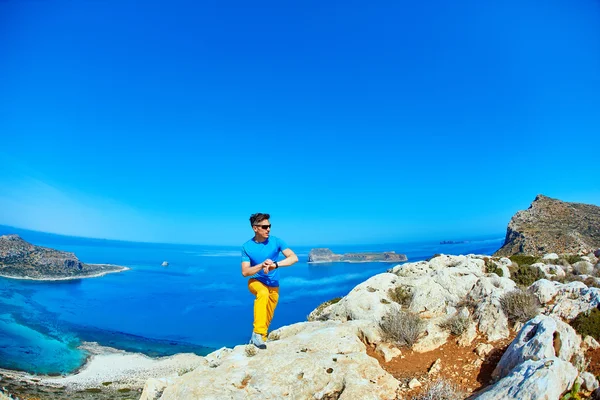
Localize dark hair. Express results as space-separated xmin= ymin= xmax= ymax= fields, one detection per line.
xmin=250 ymin=213 xmax=270 ymax=226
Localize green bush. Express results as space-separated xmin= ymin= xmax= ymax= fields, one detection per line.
xmin=380 ymin=308 xmax=424 ymax=347
xmin=500 ymin=290 xmax=540 ymax=323
xmin=511 ymin=265 xmax=545 ymax=287
xmin=570 ymin=307 xmax=600 ymax=341
xmin=509 ymin=254 xmax=541 ymax=266
xmin=484 ymin=258 xmax=504 ymax=277
xmin=562 ymin=255 xmax=583 ymax=265
xmin=388 ymin=286 xmax=413 ymax=307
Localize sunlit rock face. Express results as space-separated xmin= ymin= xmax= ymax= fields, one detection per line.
xmin=494 ymin=194 xmax=600 ymax=257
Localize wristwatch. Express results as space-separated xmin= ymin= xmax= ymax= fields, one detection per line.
xmin=274 ymin=262 xmax=279 ymax=269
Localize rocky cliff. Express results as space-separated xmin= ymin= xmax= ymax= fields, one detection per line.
xmin=495 ymin=195 xmax=600 ymax=256
xmin=308 ymin=248 xmax=407 ymax=263
xmin=0 ymin=234 xmax=127 ymax=279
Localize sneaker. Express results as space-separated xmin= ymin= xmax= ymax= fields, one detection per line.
xmin=249 ymin=332 xmax=267 ymax=349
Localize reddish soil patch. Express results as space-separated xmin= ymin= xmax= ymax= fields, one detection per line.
xmin=587 ymin=347 xmax=600 ymax=378
xmin=366 ymin=334 xmax=515 ymax=398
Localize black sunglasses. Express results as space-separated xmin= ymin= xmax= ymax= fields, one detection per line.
xmin=255 ymin=224 xmax=271 ymax=229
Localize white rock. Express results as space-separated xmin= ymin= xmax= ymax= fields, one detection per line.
xmin=158 ymin=320 xmax=400 ymax=400
xmin=573 ymin=261 xmax=594 ymax=275
xmin=473 ymin=358 xmax=577 ymax=400
xmin=457 ymin=321 xmax=478 ymax=347
xmin=492 ymin=315 xmax=581 ymax=380
xmin=413 ymin=321 xmax=450 ymax=353
xmin=140 ymin=378 xmax=170 ymax=400
xmin=583 ymin=336 xmax=600 ymax=351
xmin=535 ymin=263 xmax=566 ymax=279
xmin=428 ymin=358 xmax=442 ymax=375
xmin=499 ymin=257 xmax=512 ymax=266
xmin=529 ymin=279 xmax=559 ymax=304
xmin=475 ymin=343 xmax=494 ymax=358
xmin=475 ymin=299 xmax=510 ymax=342
xmin=375 ymin=343 xmax=401 ymax=362
xmin=317 ymin=255 xmax=515 ymax=351
xmin=408 ymin=378 xmax=422 ymax=389
xmin=543 ymin=253 xmax=559 ymax=261
xmin=204 ymin=347 xmax=233 ymax=368
xmin=309 ymin=273 xmax=399 ymax=323
xmin=581 ymin=371 xmax=599 ymax=391
xmin=549 ymin=284 xmax=600 ymax=320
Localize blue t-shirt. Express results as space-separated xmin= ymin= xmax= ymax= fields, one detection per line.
xmin=241 ymin=235 xmax=288 ymax=287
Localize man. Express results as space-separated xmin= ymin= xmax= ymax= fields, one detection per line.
xmin=241 ymin=213 xmax=298 ymax=349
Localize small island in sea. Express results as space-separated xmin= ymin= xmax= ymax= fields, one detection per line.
xmin=0 ymin=234 xmax=128 ymax=280
xmin=307 ymin=248 xmax=407 ymax=263
xmin=439 ymin=240 xmax=469 ymax=244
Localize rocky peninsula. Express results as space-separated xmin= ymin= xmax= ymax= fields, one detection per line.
xmin=0 ymin=234 xmax=128 ymax=280
xmin=308 ymin=248 xmax=407 ymax=263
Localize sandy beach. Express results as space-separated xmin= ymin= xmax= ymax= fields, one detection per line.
xmin=0 ymin=265 xmax=130 ymax=281
xmin=0 ymin=342 xmax=206 ymax=399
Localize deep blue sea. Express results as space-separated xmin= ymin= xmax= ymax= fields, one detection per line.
xmin=0 ymin=226 xmax=504 ymax=375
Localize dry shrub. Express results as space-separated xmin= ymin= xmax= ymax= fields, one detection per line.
xmin=411 ymin=378 xmax=464 ymax=400
xmin=380 ymin=307 xmax=424 ymax=347
xmin=439 ymin=314 xmax=470 ymax=336
xmin=500 ymin=289 xmax=540 ymax=323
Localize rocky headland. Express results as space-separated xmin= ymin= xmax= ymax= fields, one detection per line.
xmin=495 ymin=194 xmax=600 ymax=257
xmin=308 ymin=248 xmax=408 ymax=263
xmin=0 ymin=234 xmax=128 ymax=280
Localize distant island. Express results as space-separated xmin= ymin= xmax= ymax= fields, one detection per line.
xmin=308 ymin=248 xmax=407 ymax=263
xmin=439 ymin=240 xmax=469 ymax=244
xmin=0 ymin=234 xmax=128 ymax=280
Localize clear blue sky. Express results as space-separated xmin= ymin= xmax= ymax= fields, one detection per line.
xmin=1 ymin=0 xmax=599 ymax=246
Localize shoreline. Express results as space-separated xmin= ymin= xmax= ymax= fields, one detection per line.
xmin=0 ymin=265 xmax=130 ymax=281
xmin=0 ymin=342 xmax=208 ymax=393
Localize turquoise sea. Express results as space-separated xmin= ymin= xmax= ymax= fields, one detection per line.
xmin=0 ymin=226 xmax=504 ymax=375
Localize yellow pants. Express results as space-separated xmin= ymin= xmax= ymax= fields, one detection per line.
xmin=248 ymin=279 xmax=279 ymax=340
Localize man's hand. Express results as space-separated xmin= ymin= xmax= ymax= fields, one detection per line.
xmin=262 ymin=259 xmax=274 ymax=273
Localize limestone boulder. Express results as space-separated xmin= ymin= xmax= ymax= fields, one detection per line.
xmin=573 ymin=261 xmax=595 ymax=275
xmin=150 ymin=320 xmax=399 ymax=400
xmin=547 ymin=283 xmax=600 ymax=320
xmin=581 ymin=372 xmax=600 ymax=392
xmin=473 ymin=358 xmax=577 ymax=400
xmin=313 ymin=255 xmax=516 ymax=348
xmin=528 ymin=279 xmax=559 ymax=304
xmin=533 ymin=263 xmax=566 ymax=279
xmin=543 ymin=253 xmax=559 ymax=261
xmin=492 ymin=315 xmax=581 ymax=380
xmin=308 ymin=273 xmax=398 ymax=323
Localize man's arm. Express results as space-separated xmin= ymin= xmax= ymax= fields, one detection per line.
xmin=275 ymin=248 xmax=298 ymax=268
xmin=241 ymin=260 xmax=272 ymax=277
